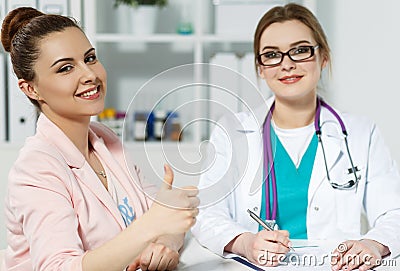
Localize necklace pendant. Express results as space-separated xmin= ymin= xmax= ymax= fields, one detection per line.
xmin=98 ymin=170 xmax=107 ymax=178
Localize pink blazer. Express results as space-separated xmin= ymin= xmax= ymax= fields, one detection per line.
xmin=5 ymin=114 xmax=157 ymax=270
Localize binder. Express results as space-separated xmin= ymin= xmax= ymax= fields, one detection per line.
xmin=6 ymin=0 xmax=69 ymax=15
xmin=6 ymin=0 xmax=37 ymax=11
xmin=208 ymin=53 xmax=240 ymax=126
xmin=4 ymin=0 xmax=70 ymax=142
xmin=0 ymin=0 xmax=4 ymax=21
xmin=0 ymin=2 xmax=5 ymax=142
xmin=38 ymin=0 xmax=68 ymax=15
xmin=208 ymin=53 xmax=272 ymax=122
xmin=214 ymin=1 xmax=282 ymax=35
xmin=7 ymin=57 xmax=37 ymax=142
xmin=239 ymin=53 xmax=271 ymax=112
xmin=0 ymin=54 xmax=5 ymax=142
xmin=5 ymin=1 xmax=38 ymax=142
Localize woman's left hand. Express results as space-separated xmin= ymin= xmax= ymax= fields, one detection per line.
xmin=331 ymin=239 xmax=390 ymax=271
xmin=126 ymin=242 xmax=179 ymax=271
xmin=126 ymin=234 xmax=183 ymax=271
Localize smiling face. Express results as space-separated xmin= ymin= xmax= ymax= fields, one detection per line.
xmin=258 ymin=20 xmax=327 ymax=103
xmin=29 ymin=26 xmax=107 ymax=123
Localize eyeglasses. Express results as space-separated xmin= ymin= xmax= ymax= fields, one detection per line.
xmin=257 ymin=45 xmax=319 ymax=67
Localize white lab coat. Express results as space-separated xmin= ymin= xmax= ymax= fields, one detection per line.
xmin=191 ymin=96 xmax=400 ymax=258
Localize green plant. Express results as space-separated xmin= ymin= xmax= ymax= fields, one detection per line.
xmin=114 ymin=0 xmax=167 ymax=8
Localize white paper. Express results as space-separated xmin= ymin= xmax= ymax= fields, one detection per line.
xmin=225 ymin=243 xmax=337 ymax=270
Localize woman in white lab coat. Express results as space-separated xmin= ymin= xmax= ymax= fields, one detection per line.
xmin=191 ymin=3 xmax=400 ymax=271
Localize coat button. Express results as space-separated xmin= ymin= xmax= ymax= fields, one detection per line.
xmin=314 ymin=206 xmax=319 ymax=211
xmin=253 ymin=207 xmax=258 ymax=212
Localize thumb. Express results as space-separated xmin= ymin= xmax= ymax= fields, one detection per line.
xmin=126 ymin=256 xmax=140 ymax=271
xmin=162 ymin=164 xmax=174 ymax=190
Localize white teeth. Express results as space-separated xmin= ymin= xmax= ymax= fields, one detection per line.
xmin=81 ymin=88 xmax=98 ymax=97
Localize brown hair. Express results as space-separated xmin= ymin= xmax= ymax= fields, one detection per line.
xmin=253 ymin=3 xmax=331 ymax=73
xmin=1 ymin=7 xmax=81 ymax=108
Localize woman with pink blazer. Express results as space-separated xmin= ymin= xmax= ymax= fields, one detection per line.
xmin=1 ymin=7 xmax=199 ymax=271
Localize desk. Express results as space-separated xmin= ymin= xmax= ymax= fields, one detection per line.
xmin=177 ymin=238 xmax=399 ymax=270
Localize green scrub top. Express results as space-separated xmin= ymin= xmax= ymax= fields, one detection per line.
xmin=260 ymin=127 xmax=318 ymax=239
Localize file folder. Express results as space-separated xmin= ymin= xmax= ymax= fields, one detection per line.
xmin=7 ymin=57 xmax=37 ymax=142
xmin=239 ymin=53 xmax=271 ymax=111
xmin=4 ymin=0 xmax=70 ymax=142
xmin=209 ymin=53 xmax=241 ymax=125
xmin=39 ymin=0 xmax=68 ymax=15
xmin=0 ymin=54 xmax=5 ymax=142
xmin=6 ymin=0 xmax=37 ymax=11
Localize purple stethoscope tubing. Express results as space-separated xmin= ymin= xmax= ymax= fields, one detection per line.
xmin=263 ymin=102 xmax=276 ymax=220
xmin=315 ymin=98 xmax=346 ymax=135
xmin=263 ymin=97 xmax=358 ymax=221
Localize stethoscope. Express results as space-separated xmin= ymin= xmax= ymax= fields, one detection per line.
xmin=262 ymin=97 xmax=360 ymax=222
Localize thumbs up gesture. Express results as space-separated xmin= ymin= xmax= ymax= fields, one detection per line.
xmin=147 ymin=164 xmax=200 ymax=235
xmin=161 ymin=163 xmax=175 ymax=190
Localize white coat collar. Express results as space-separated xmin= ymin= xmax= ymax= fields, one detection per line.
xmin=237 ymin=96 xmax=273 ymax=133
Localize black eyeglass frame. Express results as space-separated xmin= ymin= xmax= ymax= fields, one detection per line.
xmin=257 ymin=45 xmax=320 ymax=67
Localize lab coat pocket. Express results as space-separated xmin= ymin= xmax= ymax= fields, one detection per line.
xmin=334 ymin=171 xmax=364 ymax=238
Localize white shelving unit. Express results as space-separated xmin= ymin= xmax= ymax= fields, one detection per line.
xmin=83 ymin=0 xmax=316 ymax=145
xmin=83 ymin=1 xmax=250 ymax=143
xmin=0 ymin=0 xmax=317 ymax=198
xmin=81 ymin=0 xmax=317 ymax=186
xmin=0 ymin=0 xmax=318 ymax=145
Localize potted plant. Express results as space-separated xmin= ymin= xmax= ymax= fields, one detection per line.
xmin=114 ymin=0 xmax=168 ymax=34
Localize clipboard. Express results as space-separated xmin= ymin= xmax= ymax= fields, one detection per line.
xmin=231 ymin=256 xmax=265 ymax=270
xmin=227 ymin=244 xmax=328 ymax=270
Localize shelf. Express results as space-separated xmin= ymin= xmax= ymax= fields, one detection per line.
xmin=94 ymin=33 xmax=253 ymax=44
xmin=95 ymin=33 xmax=196 ymax=43
xmin=201 ymin=34 xmax=253 ymax=43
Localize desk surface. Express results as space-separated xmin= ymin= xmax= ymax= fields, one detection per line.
xmin=177 ymin=238 xmax=399 ymax=271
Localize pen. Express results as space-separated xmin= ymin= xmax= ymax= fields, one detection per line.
xmin=247 ymin=209 xmax=294 ymax=251
xmin=247 ymin=209 xmax=274 ymax=231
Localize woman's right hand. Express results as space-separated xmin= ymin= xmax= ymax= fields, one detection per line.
xmin=227 ymin=230 xmax=291 ymax=267
xmin=145 ymin=164 xmax=200 ymax=236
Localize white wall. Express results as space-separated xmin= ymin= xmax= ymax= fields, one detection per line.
xmin=317 ymin=0 xmax=400 ymax=165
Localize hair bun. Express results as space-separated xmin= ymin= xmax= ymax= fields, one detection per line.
xmin=1 ymin=7 xmax=44 ymax=52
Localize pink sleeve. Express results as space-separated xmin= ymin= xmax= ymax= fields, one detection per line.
xmin=8 ymin=150 xmax=85 ymax=271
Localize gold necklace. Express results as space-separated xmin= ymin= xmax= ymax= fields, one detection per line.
xmin=88 ymin=144 xmax=107 ymax=179
xmin=97 ymin=170 xmax=107 ymax=178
